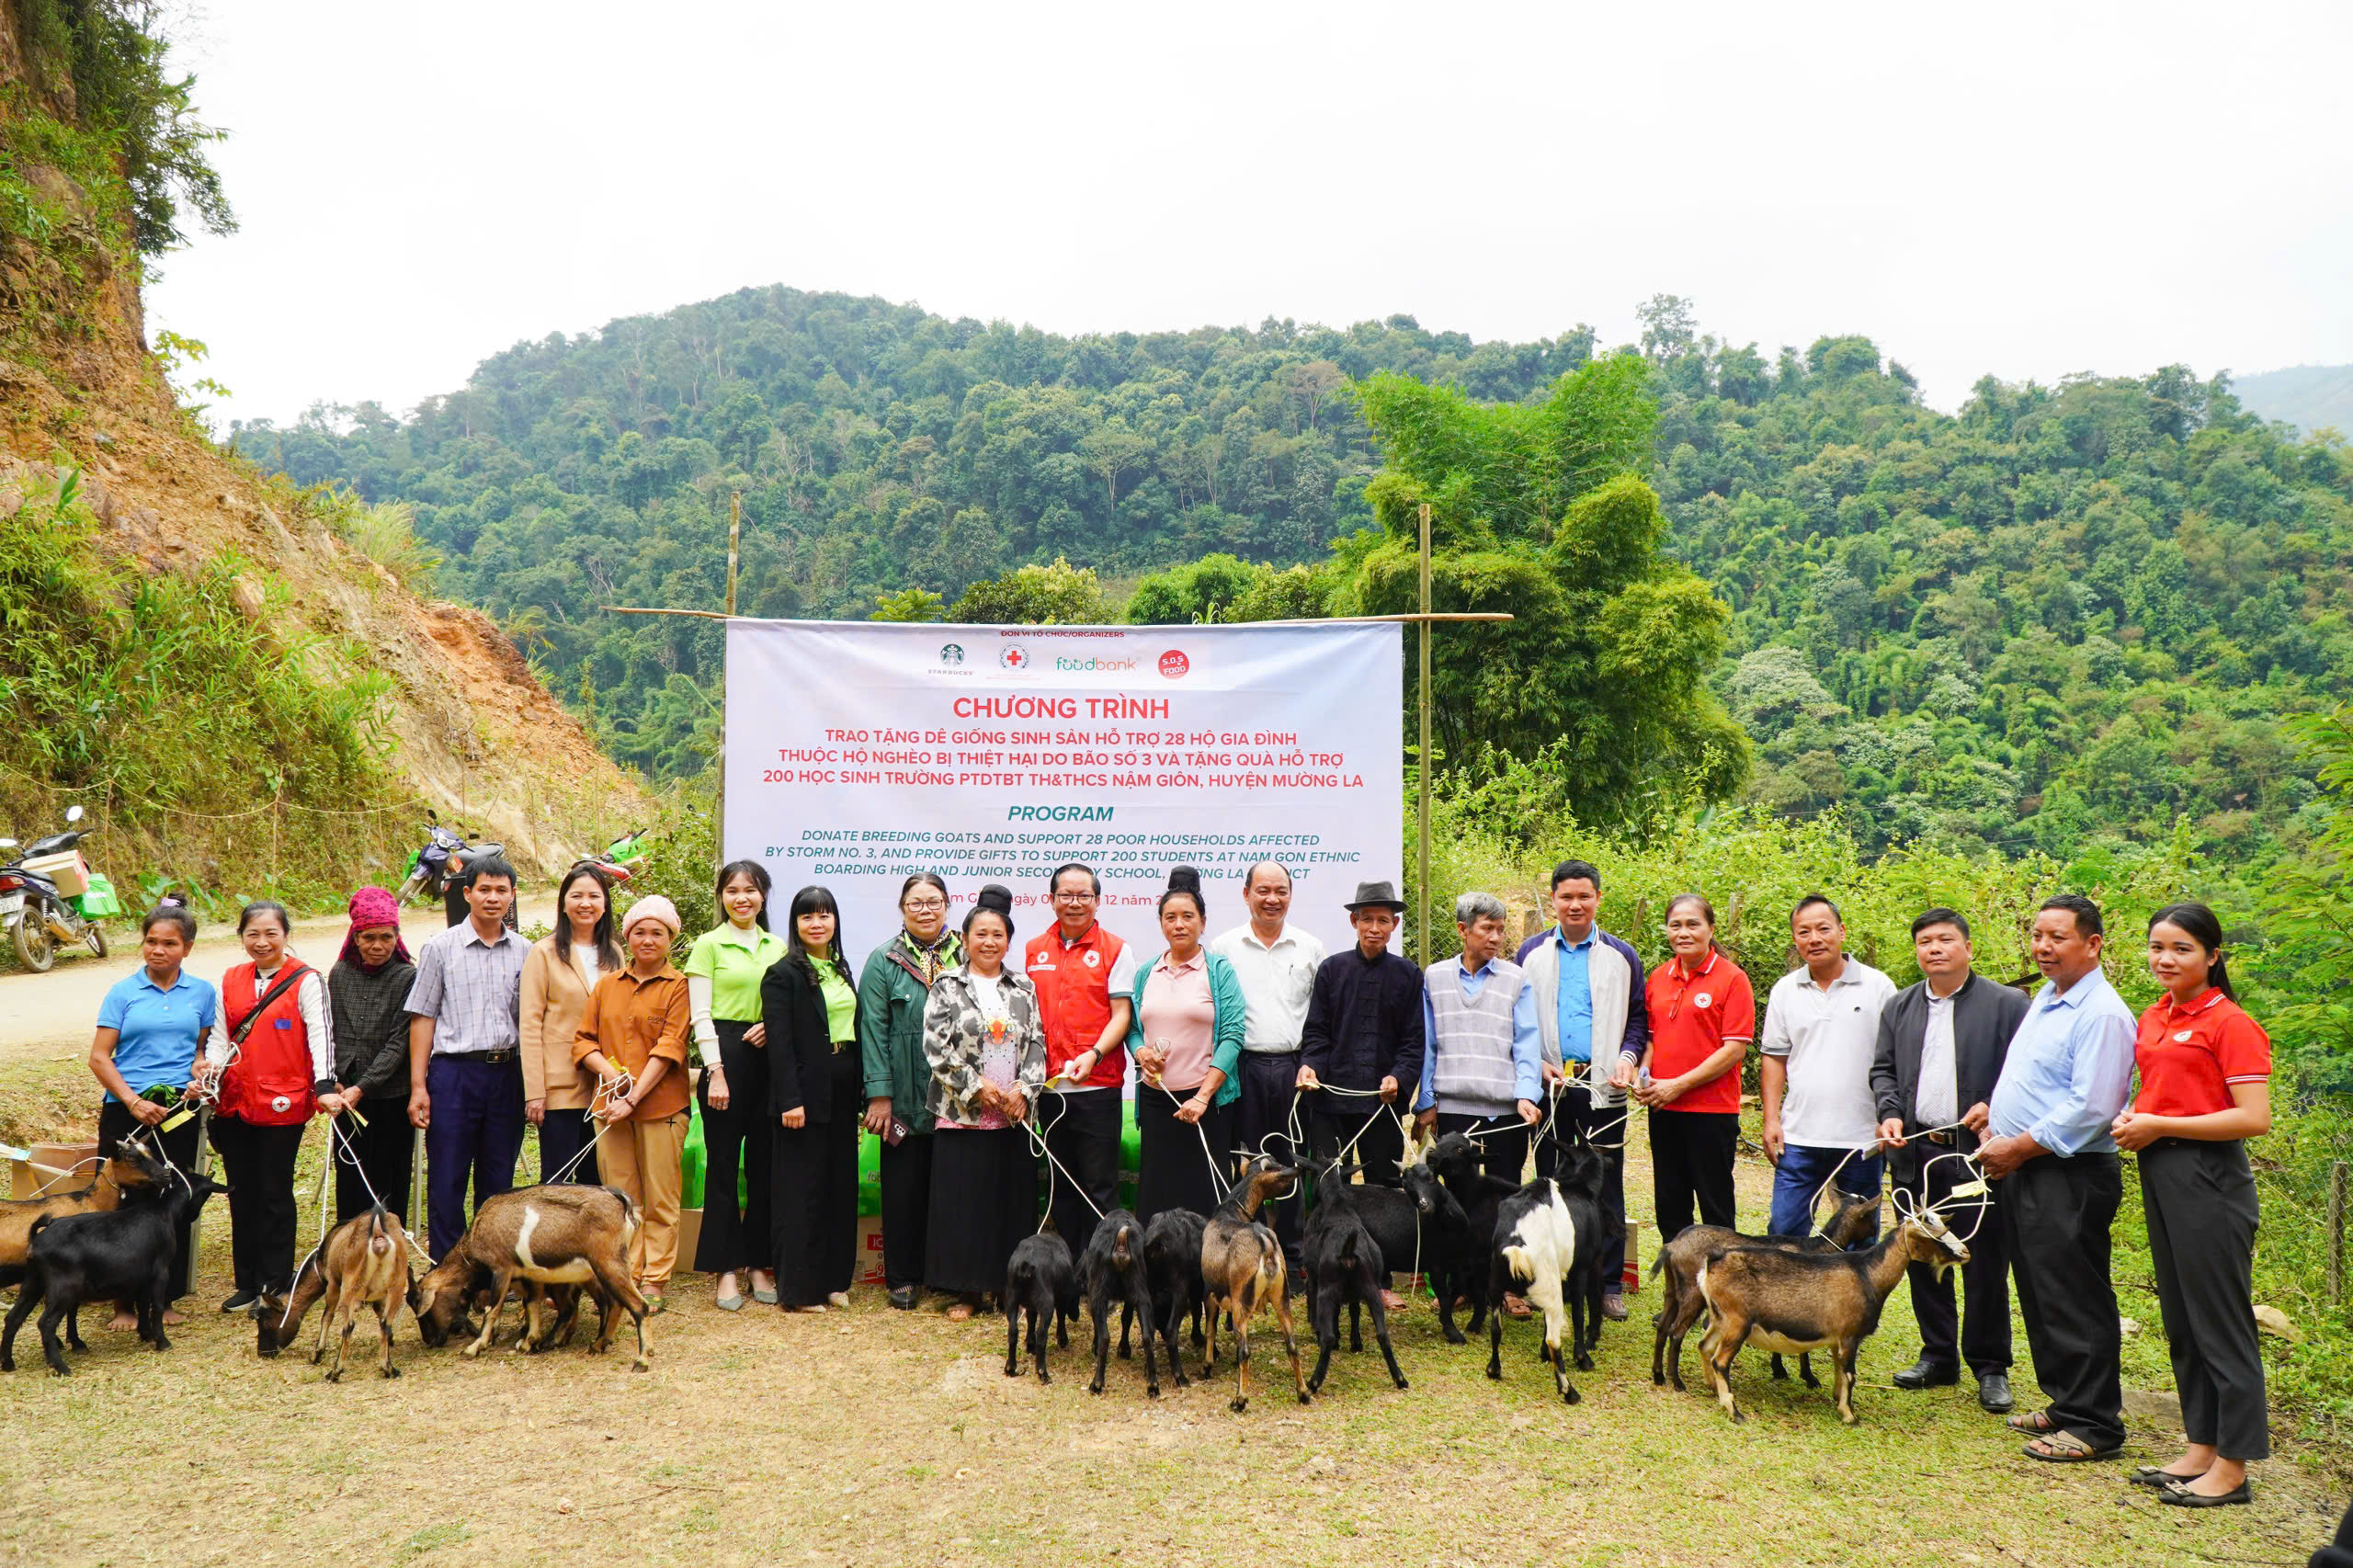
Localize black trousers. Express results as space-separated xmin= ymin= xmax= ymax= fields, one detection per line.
xmin=2142 ymin=1138 xmax=2268 ymax=1459
xmin=1436 ymin=1110 xmax=1533 ymax=1186
xmin=877 ymin=1133 xmax=933 ymax=1290
xmin=695 ymin=1019 xmax=774 ymax=1276
xmin=2006 ymin=1151 xmax=2124 ymax=1450
xmin=1134 ymin=1085 xmax=1234 ymax=1226
xmin=95 ymin=1101 xmax=200 ymax=1301
xmin=1308 ymin=1097 xmax=1405 ymax=1188
xmin=770 ymin=1049 xmax=861 ymax=1306
xmin=1040 ymin=1087 xmax=1122 ymax=1233
xmin=210 ymin=1116 xmax=306 ymax=1294
xmin=333 ymin=1098 xmax=415 ymax=1224
xmin=537 ymin=1107 xmax=599 ymax=1187
xmin=1894 ymin=1139 xmax=2009 ymax=1374
xmin=1649 ymin=1108 xmax=1737 ymax=1243
xmin=1234 ymin=1051 xmax=1305 ymax=1264
xmin=1551 ymin=1085 xmax=1631 ymax=1287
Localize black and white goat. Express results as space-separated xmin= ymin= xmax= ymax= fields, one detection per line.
xmin=1483 ymin=1177 xmax=1581 ymax=1404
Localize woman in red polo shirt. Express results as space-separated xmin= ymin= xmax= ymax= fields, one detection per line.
xmin=2110 ymin=902 xmax=2271 ymax=1509
xmin=1618 ymin=892 xmax=1754 ymax=1243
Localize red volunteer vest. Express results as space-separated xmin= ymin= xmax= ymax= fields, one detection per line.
xmin=1024 ymin=923 xmax=1129 ymax=1087
xmin=220 ymin=960 xmax=317 ymax=1126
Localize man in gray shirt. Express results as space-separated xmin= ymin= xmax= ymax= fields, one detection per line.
xmin=406 ymin=856 xmax=530 ymax=1259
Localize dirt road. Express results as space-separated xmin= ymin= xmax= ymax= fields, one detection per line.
xmin=0 ymin=896 xmax=553 ymax=1064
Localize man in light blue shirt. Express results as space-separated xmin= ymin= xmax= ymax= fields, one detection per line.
xmin=1978 ymin=893 xmax=2136 ymax=1461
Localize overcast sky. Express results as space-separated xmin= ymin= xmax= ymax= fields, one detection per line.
xmin=146 ymin=0 xmax=2353 ymax=430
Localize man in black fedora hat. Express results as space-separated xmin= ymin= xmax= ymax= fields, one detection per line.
xmin=1298 ymin=880 xmax=1426 ymax=1305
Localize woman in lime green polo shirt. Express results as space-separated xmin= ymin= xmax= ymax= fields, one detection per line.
xmin=685 ymin=860 xmax=790 ymax=1311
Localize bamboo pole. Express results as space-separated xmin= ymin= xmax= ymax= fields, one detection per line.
xmin=1417 ymin=501 xmax=1433 ymax=971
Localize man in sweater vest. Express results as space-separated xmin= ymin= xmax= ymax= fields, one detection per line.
xmin=1415 ymin=890 xmax=1543 ymax=1314
xmin=1513 ymin=858 xmax=1646 ymax=1321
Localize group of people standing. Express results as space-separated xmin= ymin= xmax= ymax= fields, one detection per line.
xmin=84 ymin=850 xmax=2274 ymax=1505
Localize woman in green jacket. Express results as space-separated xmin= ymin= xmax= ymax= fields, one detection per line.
xmin=857 ymin=872 xmax=960 ymax=1311
xmin=1129 ymin=866 xmax=1246 ymax=1225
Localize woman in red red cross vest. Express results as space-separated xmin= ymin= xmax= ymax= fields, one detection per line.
xmin=208 ymin=900 xmax=346 ymax=1313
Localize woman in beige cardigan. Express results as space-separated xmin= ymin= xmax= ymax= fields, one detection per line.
xmin=522 ymin=865 xmax=622 ymax=1182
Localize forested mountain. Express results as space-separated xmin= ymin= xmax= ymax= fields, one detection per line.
xmin=2232 ymin=365 xmax=2353 ymax=438
xmin=238 ymin=289 xmax=2353 ymax=869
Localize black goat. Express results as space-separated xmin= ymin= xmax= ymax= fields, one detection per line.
xmin=1078 ymin=1208 xmax=1159 ymax=1397
xmin=1420 ymin=1132 xmax=1520 ymax=1344
xmin=1139 ymin=1206 xmax=1209 ymax=1385
xmin=1302 ymin=1165 xmax=1407 ymax=1393
xmin=1554 ymin=1139 xmax=1624 ymax=1371
xmin=1 ymin=1139 xmax=224 ymax=1376
xmin=1002 ymin=1224 xmax=1079 ymax=1384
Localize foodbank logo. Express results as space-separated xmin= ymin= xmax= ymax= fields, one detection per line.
xmin=938 ymin=643 xmax=964 ymax=665
xmin=999 ymin=646 xmax=1031 ymax=671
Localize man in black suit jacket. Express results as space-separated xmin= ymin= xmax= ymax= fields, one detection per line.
xmin=1870 ymin=905 xmax=2033 ymax=1414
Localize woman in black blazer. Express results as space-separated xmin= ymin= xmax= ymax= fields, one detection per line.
xmin=760 ymin=885 xmax=863 ymax=1312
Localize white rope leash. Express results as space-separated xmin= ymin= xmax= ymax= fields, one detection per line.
xmin=1024 ymin=1085 xmax=1108 ymax=1233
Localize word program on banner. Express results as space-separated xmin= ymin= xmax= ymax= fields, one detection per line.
xmin=722 ymin=620 xmax=1404 ymax=958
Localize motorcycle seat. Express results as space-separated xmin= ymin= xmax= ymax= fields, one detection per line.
xmin=22 ymin=832 xmax=80 ymax=857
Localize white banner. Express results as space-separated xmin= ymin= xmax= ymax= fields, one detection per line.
xmin=722 ymin=620 xmax=1403 ymax=960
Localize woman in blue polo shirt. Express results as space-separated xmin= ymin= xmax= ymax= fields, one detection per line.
xmin=87 ymin=903 xmax=218 ymax=1324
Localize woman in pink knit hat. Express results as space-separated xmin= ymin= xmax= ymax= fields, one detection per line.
xmin=326 ymin=885 xmax=418 ymax=1222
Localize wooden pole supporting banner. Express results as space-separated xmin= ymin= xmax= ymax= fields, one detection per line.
xmin=713 ymin=492 xmax=743 ymax=879
xmin=1417 ymin=501 xmax=1434 ymax=971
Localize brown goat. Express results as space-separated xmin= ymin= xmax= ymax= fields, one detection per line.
xmin=1199 ymin=1154 xmax=1307 ymax=1413
xmin=413 ymin=1185 xmax=648 ymax=1370
xmin=1694 ymin=1211 xmax=1968 ymax=1425
xmin=1650 ymin=1189 xmax=1881 ymax=1390
xmin=0 ymin=1155 xmax=146 ymax=1290
xmin=256 ymin=1204 xmax=415 ymax=1381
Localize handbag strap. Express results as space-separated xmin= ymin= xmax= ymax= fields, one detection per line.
xmin=230 ymin=964 xmax=309 ymax=1050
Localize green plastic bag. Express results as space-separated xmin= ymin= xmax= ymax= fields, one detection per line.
xmin=75 ymin=872 xmax=120 ymax=920
xmin=680 ymin=1100 xmax=707 ymax=1210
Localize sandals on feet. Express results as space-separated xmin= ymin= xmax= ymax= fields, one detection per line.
xmin=2006 ymin=1409 xmax=2056 ymax=1434
xmin=2023 ymin=1430 xmax=2120 ymax=1463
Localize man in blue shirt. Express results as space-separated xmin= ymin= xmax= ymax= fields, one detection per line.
xmin=1979 ymin=892 xmax=2137 ymax=1462
xmin=1515 ymin=859 xmax=1646 ymax=1320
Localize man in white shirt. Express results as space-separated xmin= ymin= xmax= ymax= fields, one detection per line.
xmin=1209 ymin=861 xmax=1326 ymax=1276
xmin=1760 ymin=894 xmax=1896 ymax=1241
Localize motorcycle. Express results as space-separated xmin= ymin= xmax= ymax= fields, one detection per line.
xmin=576 ymin=825 xmax=649 ymax=888
xmin=0 ymin=804 xmax=121 ymax=973
xmin=395 ymin=811 xmax=488 ymax=905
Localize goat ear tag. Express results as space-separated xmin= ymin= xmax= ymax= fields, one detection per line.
xmin=1947 ymin=1180 xmax=1989 ymax=1199
xmin=160 ymin=1108 xmax=193 ymax=1131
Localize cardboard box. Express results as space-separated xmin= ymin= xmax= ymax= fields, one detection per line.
xmin=674 ymin=1207 xmax=704 ymax=1272
xmin=856 ymin=1214 xmax=886 ymax=1285
xmin=9 ymin=1141 xmax=103 ymax=1200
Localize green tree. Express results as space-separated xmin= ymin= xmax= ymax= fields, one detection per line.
xmin=949 ymin=557 xmax=1111 ymax=624
xmin=870 ymin=587 xmax=947 ymax=622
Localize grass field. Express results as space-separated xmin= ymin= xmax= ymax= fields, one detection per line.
xmin=0 ymin=1055 xmax=2342 ymax=1568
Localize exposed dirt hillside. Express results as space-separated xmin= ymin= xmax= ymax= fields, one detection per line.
xmin=0 ymin=2 xmax=638 ymax=879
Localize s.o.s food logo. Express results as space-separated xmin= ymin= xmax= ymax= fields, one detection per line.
xmin=1157 ymin=649 xmax=1189 ymax=679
